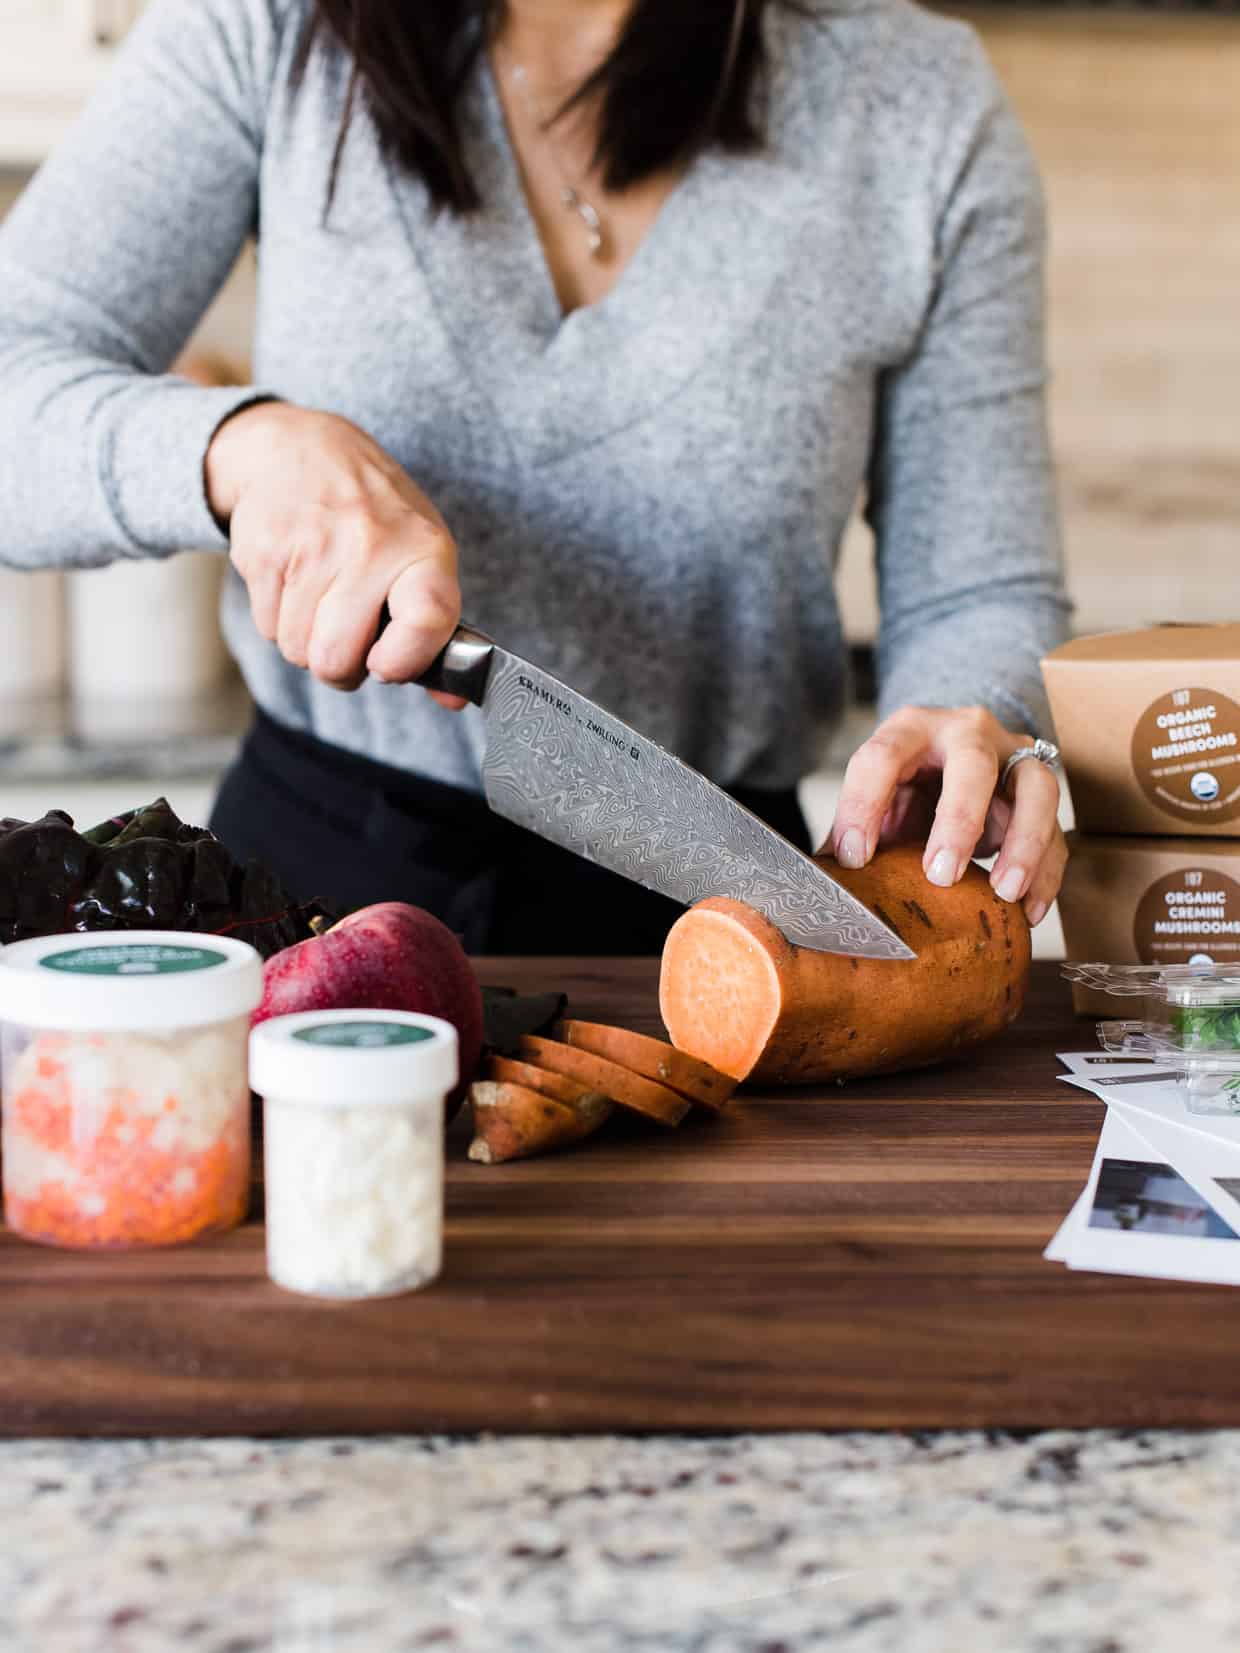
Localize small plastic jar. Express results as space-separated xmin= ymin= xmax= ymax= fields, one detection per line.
xmin=0 ymin=932 xmax=262 ymax=1249
xmin=249 ymin=1010 xmax=458 ymax=1300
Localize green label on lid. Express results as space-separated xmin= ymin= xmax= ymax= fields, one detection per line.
xmin=41 ymin=943 xmax=229 ymax=977
xmin=292 ymin=1021 xmax=435 ymax=1049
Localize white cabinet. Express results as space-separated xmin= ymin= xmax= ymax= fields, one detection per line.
xmin=67 ymin=554 xmax=235 ymax=741
xmin=0 ymin=571 xmax=66 ymax=739
xmin=0 ymin=1 xmax=146 ymax=166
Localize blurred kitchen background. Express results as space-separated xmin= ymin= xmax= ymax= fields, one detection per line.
xmin=2 ymin=1 xmax=1238 ymax=957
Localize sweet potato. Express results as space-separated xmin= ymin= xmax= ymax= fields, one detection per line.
xmin=485 ymin=1054 xmax=611 ymax=1112
xmin=658 ymin=843 xmax=1031 ymax=1085
xmin=550 ymin=1019 xmax=736 ymax=1111
xmin=467 ymin=1080 xmax=611 ymax=1164
xmin=516 ymin=1035 xmax=691 ymax=1127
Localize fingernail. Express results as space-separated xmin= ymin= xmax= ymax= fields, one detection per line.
xmin=837 ymin=829 xmax=867 ymax=870
xmin=926 ymin=848 xmax=959 ymax=888
xmin=994 ymin=865 xmax=1028 ymax=903
xmin=1026 ymin=897 xmax=1049 ymax=927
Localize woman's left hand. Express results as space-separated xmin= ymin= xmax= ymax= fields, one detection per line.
xmin=828 ymin=705 xmax=1066 ymax=927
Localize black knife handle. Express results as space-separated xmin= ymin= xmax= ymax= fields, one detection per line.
xmin=374 ymin=603 xmax=495 ymax=704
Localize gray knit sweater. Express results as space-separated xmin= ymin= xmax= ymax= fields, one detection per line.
xmin=0 ymin=0 xmax=1070 ymax=792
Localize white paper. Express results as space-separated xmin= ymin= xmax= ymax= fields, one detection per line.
xmin=1056 ymin=1107 xmax=1240 ymax=1285
xmin=1056 ymin=1050 xmax=1173 ymax=1082
xmin=1058 ymin=1051 xmax=1240 ymax=1157
xmin=1057 ymin=1051 xmax=1161 ymax=1072
xmin=1059 ymin=1073 xmax=1240 ymax=1236
xmin=1042 ymin=1055 xmax=1123 ymax=1264
xmin=1043 ymin=1187 xmax=1090 ymax=1263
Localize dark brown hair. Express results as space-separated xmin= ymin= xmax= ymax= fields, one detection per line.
xmin=295 ymin=1 xmax=775 ymax=213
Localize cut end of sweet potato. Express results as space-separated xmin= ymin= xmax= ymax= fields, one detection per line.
xmin=659 ymin=902 xmax=786 ymax=1082
xmin=467 ymin=1079 xmax=610 ymax=1164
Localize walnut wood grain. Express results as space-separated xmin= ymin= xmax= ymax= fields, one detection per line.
xmin=3 ymin=961 xmax=1235 ymax=1436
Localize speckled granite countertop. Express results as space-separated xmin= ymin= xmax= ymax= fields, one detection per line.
xmin=3 ymin=1429 xmax=1237 ymax=1653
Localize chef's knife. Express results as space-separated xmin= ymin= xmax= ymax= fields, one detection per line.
xmin=404 ymin=621 xmax=914 ymax=960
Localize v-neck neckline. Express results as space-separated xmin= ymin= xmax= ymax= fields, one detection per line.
xmin=380 ymin=13 xmax=818 ymax=466
xmin=478 ymin=46 xmax=688 ymax=331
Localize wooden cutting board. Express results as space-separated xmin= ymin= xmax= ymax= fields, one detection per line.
xmin=3 ymin=958 xmax=1237 ymax=1436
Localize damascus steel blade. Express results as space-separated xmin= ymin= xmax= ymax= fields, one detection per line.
xmin=478 ymin=647 xmax=915 ymax=960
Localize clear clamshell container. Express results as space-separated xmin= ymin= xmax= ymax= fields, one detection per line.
xmin=0 ymin=933 xmax=262 ymax=1248
xmin=250 ymin=1010 xmax=458 ymax=1301
xmin=1063 ymin=962 xmax=1240 ymax=1115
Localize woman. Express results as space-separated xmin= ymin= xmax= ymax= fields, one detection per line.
xmin=0 ymin=0 xmax=1070 ymax=953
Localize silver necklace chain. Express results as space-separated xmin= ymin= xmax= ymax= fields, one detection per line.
xmin=500 ymin=55 xmax=607 ymax=261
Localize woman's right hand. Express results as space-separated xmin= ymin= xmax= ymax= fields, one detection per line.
xmin=204 ymin=402 xmax=464 ymax=701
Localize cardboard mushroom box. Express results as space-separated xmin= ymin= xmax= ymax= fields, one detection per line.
xmin=1059 ymin=833 xmax=1240 ymax=1016
xmin=1043 ymin=624 xmax=1240 ymax=837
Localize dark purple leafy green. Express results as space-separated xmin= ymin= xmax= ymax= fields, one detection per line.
xmin=480 ymin=987 xmax=568 ymax=1056
xmin=0 ymin=798 xmax=332 ymax=959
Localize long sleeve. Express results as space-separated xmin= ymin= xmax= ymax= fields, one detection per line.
xmin=0 ymin=0 xmax=286 ymax=570
xmin=866 ymin=38 xmax=1072 ymax=740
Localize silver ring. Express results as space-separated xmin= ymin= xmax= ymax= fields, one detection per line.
xmin=999 ymin=738 xmax=1060 ymax=795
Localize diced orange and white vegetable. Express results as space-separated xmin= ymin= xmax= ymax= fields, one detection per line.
xmin=2 ymin=1022 xmax=251 ymax=1249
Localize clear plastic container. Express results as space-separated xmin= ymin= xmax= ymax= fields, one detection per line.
xmin=1063 ymin=962 xmax=1240 ymax=1115
xmin=0 ymin=933 xmax=262 ymax=1248
xmin=249 ymin=1010 xmax=458 ymax=1301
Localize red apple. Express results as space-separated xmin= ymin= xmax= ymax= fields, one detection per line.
xmin=254 ymin=902 xmax=484 ymax=1116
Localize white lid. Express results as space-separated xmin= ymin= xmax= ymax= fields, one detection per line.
xmin=249 ymin=1010 xmax=459 ymax=1106
xmin=0 ymin=931 xmax=263 ymax=1031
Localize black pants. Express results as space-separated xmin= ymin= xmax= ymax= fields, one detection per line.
xmin=210 ymin=709 xmax=811 ymax=955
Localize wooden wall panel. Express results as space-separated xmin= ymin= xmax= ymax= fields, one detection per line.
xmin=837 ymin=12 xmax=1240 ymax=641
xmin=979 ymin=12 xmax=1240 ymax=630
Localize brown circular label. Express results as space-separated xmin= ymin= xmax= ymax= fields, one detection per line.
xmin=1131 ymin=687 xmax=1240 ymax=823
xmin=1134 ymin=867 xmax=1240 ymax=966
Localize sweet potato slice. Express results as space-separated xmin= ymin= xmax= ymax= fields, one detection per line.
xmin=658 ymin=843 xmax=1031 ymax=1086
xmin=467 ymin=1080 xmax=611 ymax=1164
xmin=517 ymin=1035 xmax=690 ymax=1127
xmin=485 ymin=1055 xmax=604 ymax=1109
xmin=551 ymin=1019 xmax=735 ymax=1110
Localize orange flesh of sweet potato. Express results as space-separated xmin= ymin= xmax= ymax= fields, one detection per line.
xmin=467 ymin=1080 xmax=611 ymax=1164
xmin=550 ymin=1019 xmax=735 ymax=1110
xmin=658 ymin=843 xmax=1031 ymax=1086
xmin=516 ymin=1035 xmax=691 ymax=1127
